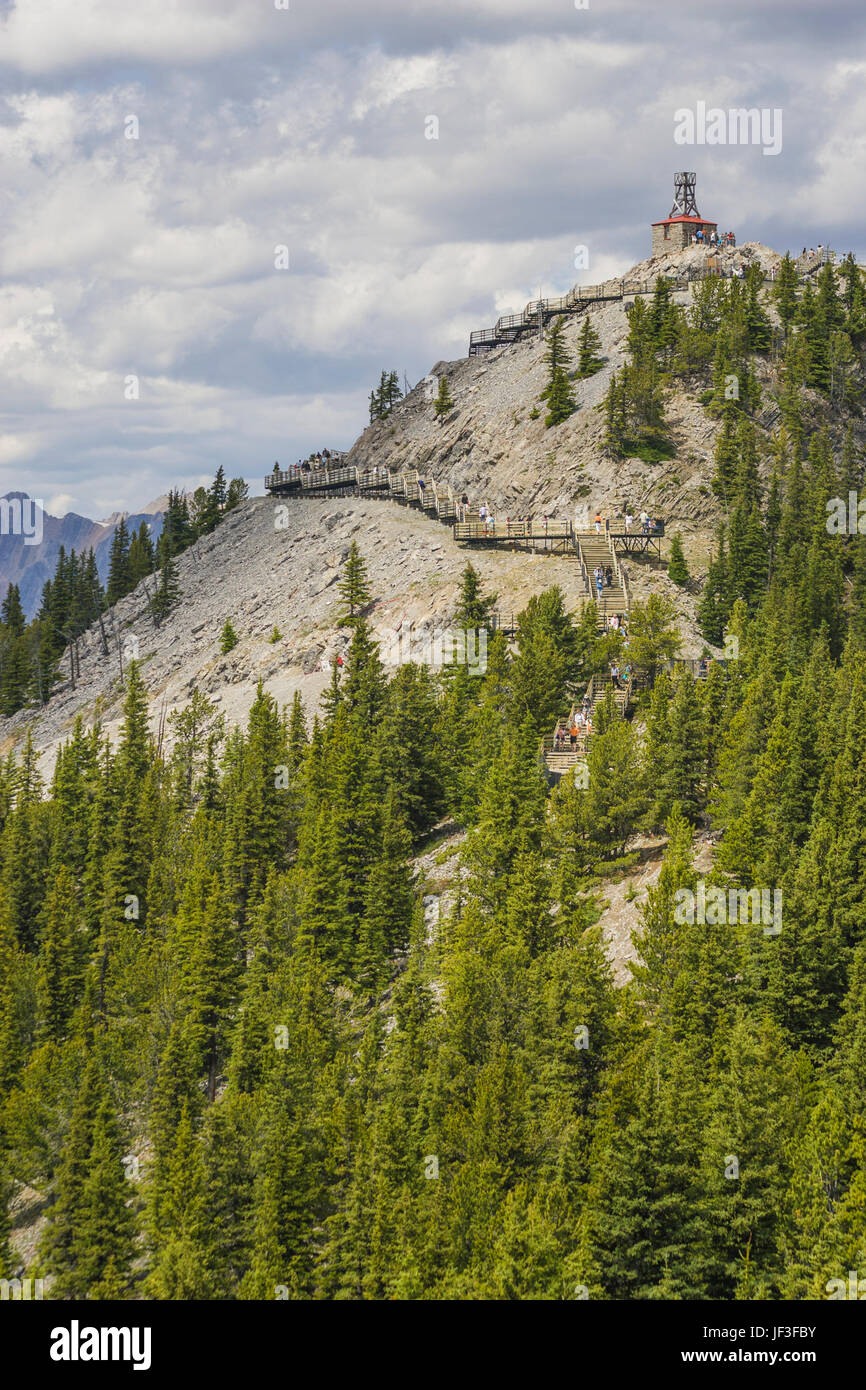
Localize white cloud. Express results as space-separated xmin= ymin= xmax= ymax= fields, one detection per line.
xmin=0 ymin=2 xmax=861 ymax=514
xmin=0 ymin=0 xmax=257 ymax=74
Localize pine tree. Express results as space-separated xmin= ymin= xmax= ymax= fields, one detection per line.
xmin=150 ymin=545 xmax=180 ymax=626
xmin=541 ymin=317 xmax=576 ymax=427
xmin=337 ymin=542 xmax=372 ymax=625
xmin=357 ymin=788 xmax=414 ymax=987
xmin=220 ymin=619 xmax=239 ymax=654
xmin=146 ymin=1103 xmax=213 ymax=1298
xmin=667 ymin=533 xmax=689 ymax=586
xmin=106 ymin=518 xmax=132 ymax=605
xmin=603 ymin=371 xmax=627 ymax=456
xmin=41 ymin=1054 xmax=104 ymax=1296
xmin=461 ymin=725 xmax=548 ymax=915
xmin=577 ymin=314 xmax=603 ymax=377
xmin=341 ymin=616 xmax=386 ymax=728
xmin=454 ymin=562 xmax=496 ymax=631
xmin=627 ymin=593 xmax=681 ymax=685
xmin=226 ymin=478 xmax=249 ymax=511
xmin=773 ymin=253 xmax=800 ymax=341
xmin=0 ymin=584 xmax=29 ymax=715
xmin=658 ymin=670 xmax=706 ymax=823
xmin=128 ymin=521 xmax=155 ymax=585
xmin=36 ymin=864 xmax=85 ymax=1041
xmin=73 ymin=1093 xmax=137 ymax=1298
xmin=433 ymin=375 xmax=454 ymax=420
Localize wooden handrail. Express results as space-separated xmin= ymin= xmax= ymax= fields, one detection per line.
xmin=467 ymin=255 xmax=843 ymax=354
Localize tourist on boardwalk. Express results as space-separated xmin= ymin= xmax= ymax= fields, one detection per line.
xmin=594 ymin=511 xmax=602 ymax=534
xmin=605 ymin=565 xmax=613 ymax=588
xmin=569 ymin=721 xmax=579 ymax=748
xmin=625 ymin=512 xmax=633 ymax=532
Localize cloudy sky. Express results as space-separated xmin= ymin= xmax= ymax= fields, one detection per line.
xmin=1 ymin=0 xmax=864 ymax=518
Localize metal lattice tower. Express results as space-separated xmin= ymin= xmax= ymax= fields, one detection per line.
xmin=669 ymin=172 xmax=699 ymax=219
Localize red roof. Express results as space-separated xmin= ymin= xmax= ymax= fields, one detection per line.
xmin=652 ymin=215 xmax=717 ymax=227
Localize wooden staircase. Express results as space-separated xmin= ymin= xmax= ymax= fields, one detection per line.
xmin=541 ymin=673 xmax=632 ymax=778
xmin=575 ymin=529 xmax=628 ymax=621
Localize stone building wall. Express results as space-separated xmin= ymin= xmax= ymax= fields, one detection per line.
xmin=652 ymin=220 xmax=717 ymax=257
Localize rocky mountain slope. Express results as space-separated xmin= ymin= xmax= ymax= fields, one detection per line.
xmin=1 ymin=493 xmax=697 ymax=776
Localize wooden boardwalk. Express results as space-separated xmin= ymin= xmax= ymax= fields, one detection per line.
xmin=265 ymin=465 xmax=635 ymax=616
xmin=468 ymin=254 xmax=841 ymax=356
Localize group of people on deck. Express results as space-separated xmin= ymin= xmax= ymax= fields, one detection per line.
xmin=594 ymin=509 xmax=658 ymax=535
xmin=274 ymin=449 xmax=341 ymax=478
xmin=623 ymin=509 xmax=658 ymax=534
xmin=691 ymin=229 xmax=735 ymax=247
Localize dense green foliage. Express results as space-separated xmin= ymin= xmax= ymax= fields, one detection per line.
xmin=434 ymin=375 xmax=454 ymax=419
xmin=3 ymin=513 xmax=866 ymax=1300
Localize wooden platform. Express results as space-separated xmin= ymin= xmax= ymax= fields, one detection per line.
xmin=609 ymin=523 xmax=664 ymax=559
xmin=453 ymin=520 xmax=577 ymax=553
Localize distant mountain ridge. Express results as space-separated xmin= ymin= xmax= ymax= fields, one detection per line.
xmin=0 ymin=492 xmax=165 ymax=618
